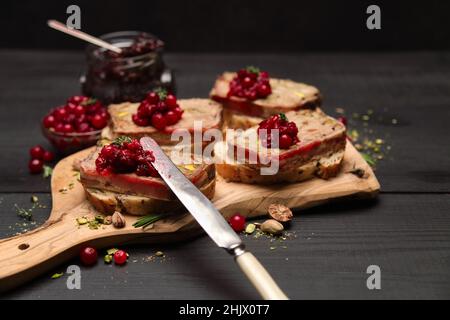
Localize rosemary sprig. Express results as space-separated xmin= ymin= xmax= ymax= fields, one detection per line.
xmin=154 ymin=87 xmax=168 ymax=100
xmin=112 ymin=136 xmax=132 ymax=146
xmin=80 ymin=98 xmax=98 ymax=106
xmin=361 ymin=153 xmax=376 ymax=167
xmin=132 ymin=214 xmax=165 ymax=229
xmin=246 ymin=66 xmax=260 ymax=74
xmin=14 ymin=204 xmax=33 ymax=221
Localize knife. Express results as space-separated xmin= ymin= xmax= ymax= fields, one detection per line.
xmin=140 ymin=137 xmax=288 ymax=300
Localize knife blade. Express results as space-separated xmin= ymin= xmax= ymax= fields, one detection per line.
xmin=140 ymin=137 xmax=288 ymax=300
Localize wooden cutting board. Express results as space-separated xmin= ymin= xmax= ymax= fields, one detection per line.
xmin=0 ymin=141 xmax=379 ymax=291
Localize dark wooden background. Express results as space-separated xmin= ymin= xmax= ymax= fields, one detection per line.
xmin=0 ymin=50 xmax=449 ymax=299
xmin=2 ymin=0 xmax=450 ymax=51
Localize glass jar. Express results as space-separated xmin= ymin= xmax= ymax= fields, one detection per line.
xmin=81 ymin=31 xmax=175 ymax=104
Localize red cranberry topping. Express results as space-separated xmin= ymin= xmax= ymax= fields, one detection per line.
xmin=228 ymin=66 xmax=272 ymax=101
xmin=42 ymin=96 xmax=109 ymax=134
xmin=132 ymin=89 xmax=183 ymax=131
xmin=95 ymin=136 xmax=158 ymax=177
xmin=258 ymin=113 xmax=299 ymax=149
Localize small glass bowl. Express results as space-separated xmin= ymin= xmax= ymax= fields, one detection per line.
xmin=42 ymin=123 xmax=102 ymax=155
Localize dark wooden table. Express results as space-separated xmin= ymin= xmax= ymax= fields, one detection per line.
xmin=0 ymin=50 xmax=449 ymax=299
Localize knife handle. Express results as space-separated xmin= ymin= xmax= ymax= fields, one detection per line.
xmin=235 ymin=251 xmax=289 ymax=300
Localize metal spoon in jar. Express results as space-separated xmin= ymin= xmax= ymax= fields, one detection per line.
xmin=47 ymin=20 xmax=122 ymax=54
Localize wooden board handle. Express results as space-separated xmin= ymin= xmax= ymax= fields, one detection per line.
xmin=235 ymin=252 xmax=289 ymax=300
xmin=0 ymin=216 xmax=81 ymax=291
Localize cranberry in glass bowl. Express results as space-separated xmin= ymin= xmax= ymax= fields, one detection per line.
xmin=41 ymin=96 xmax=109 ymax=154
xmin=81 ymin=31 xmax=175 ymax=105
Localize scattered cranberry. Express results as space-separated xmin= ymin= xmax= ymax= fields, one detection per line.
xmin=258 ymin=113 xmax=299 ymax=149
xmin=29 ymin=145 xmax=45 ymax=160
xmin=28 ymin=159 xmax=44 ymax=174
xmin=228 ymin=66 xmax=272 ymax=100
xmin=80 ymin=247 xmax=98 ymax=266
xmin=132 ymin=89 xmax=183 ymax=131
xmin=337 ymin=116 xmax=348 ymax=126
xmin=113 ymin=250 xmax=128 ymax=265
xmin=42 ymin=150 xmax=55 ymax=162
xmin=42 ymin=96 xmax=109 ymax=134
xmin=96 ymin=137 xmax=157 ymax=177
xmin=229 ymin=213 xmax=246 ymax=232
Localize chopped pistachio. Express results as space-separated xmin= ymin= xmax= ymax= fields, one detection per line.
xmin=76 ymin=217 xmax=88 ymax=225
xmin=31 ymin=195 xmax=39 ymax=203
xmin=107 ymin=248 xmax=119 ymax=255
xmin=375 ymin=139 xmax=384 ymax=145
xmin=88 ymin=220 xmax=99 ymax=230
xmin=362 ymin=115 xmax=370 ymax=121
xmin=104 ymin=255 xmax=113 ymax=264
xmin=95 ymin=215 xmax=105 ymax=224
xmin=155 ymin=251 xmax=164 ymax=257
xmin=350 ymin=129 xmax=359 ymax=140
xmin=245 ymin=223 xmax=256 ymax=234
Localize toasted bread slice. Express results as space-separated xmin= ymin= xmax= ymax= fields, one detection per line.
xmin=228 ymin=108 xmax=346 ymax=171
xmin=214 ymin=141 xmax=344 ymax=184
xmin=79 ymin=148 xmax=215 ymax=200
xmin=103 ymin=99 xmax=223 ymax=144
xmin=210 ymin=72 xmax=321 ymax=129
xmin=85 ymin=178 xmax=215 ymax=216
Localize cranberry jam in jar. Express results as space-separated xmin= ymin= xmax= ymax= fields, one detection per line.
xmin=81 ymin=31 xmax=174 ymax=104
